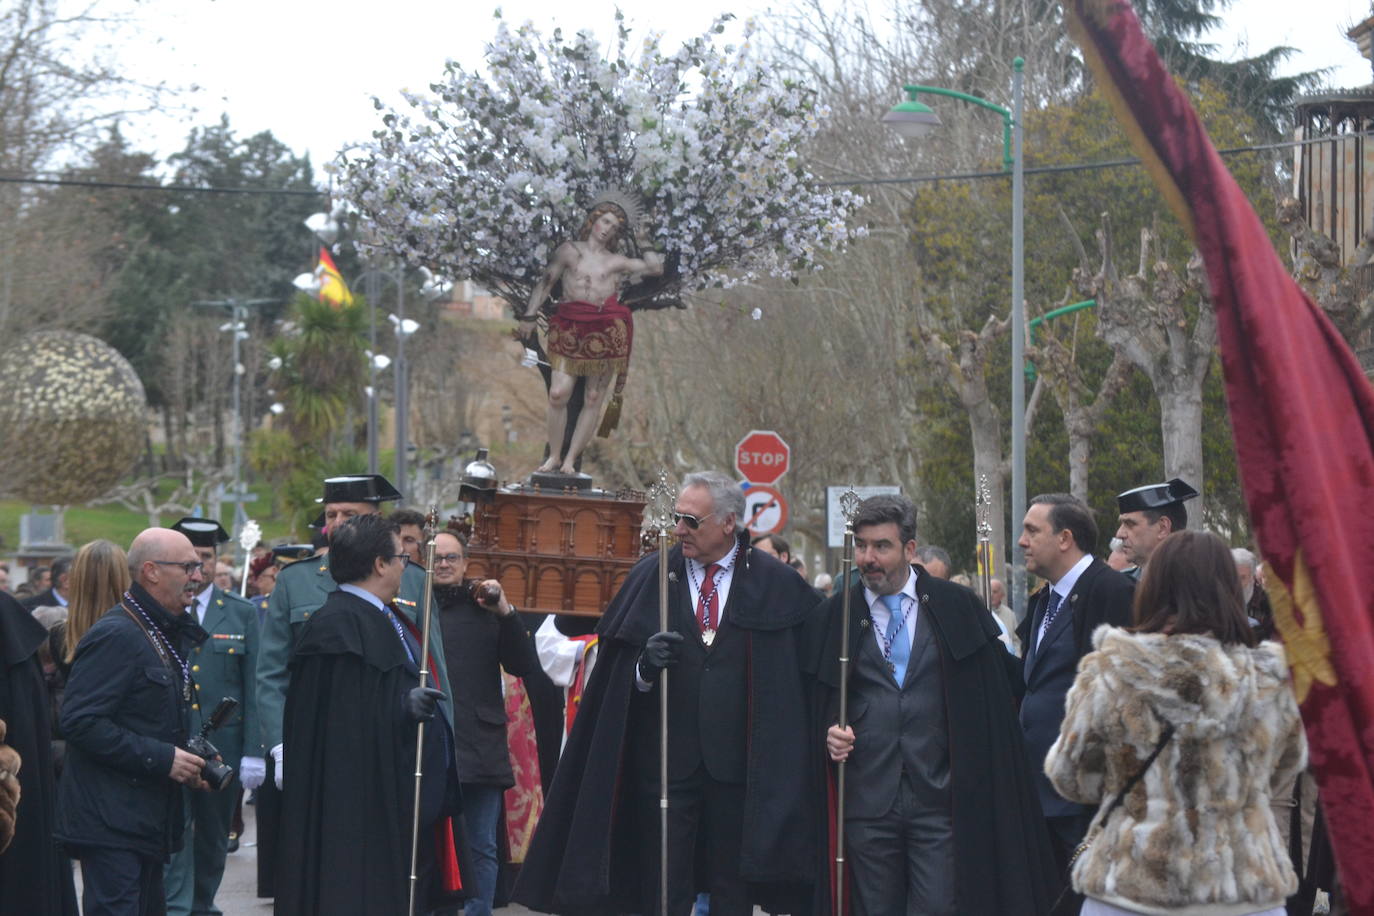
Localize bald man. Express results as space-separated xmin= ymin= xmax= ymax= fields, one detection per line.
xmin=57 ymin=528 xmax=213 ymax=916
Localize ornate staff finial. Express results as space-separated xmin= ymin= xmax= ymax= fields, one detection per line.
xmin=976 ymin=474 xmax=992 ymax=539
xmin=643 ymin=468 xmax=677 ymax=536
xmin=238 ymin=519 xmax=262 ymax=553
xmin=839 ymin=486 xmax=861 ymax=526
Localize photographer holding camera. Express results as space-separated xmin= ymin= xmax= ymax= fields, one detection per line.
xmin=57 ymin=528 xmax=217 ymax=915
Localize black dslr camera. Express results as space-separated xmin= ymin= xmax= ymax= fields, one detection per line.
xmin=185 ymin=697 xmax=239 ymax=791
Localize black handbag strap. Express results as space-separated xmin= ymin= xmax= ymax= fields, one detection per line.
xmin=1090 ymin=721 xmax=1176 ymax=833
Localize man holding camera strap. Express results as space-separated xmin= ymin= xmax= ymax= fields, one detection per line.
xmin=57 ymin=527 xmax=215 ymax=916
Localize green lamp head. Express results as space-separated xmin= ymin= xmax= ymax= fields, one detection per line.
xmin=881 ymin=87 xmax=942 ymax=139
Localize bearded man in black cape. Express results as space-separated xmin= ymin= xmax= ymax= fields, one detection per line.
xmin=514 ymin=471 xmax=820 ymax=915
xmin=810 ymin=494 xmax=1060 ymax=915
xmin=276 ymin=514 xmax=466 ymax=915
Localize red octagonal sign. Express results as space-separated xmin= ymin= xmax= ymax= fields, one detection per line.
xmin=735 ymin=430 xmax=790 ymax=485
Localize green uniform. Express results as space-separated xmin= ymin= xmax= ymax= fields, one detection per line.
xmin=165 ymin=585 xmax=259 ymax=916
xmin=255 ymin=555 xmax=454 ymax=755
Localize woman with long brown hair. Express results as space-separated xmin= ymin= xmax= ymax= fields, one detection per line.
xmin=60 ymin=540 xmax=130 ymax=667
xmin=1045 ymin=530 xmax=1306 ymax=916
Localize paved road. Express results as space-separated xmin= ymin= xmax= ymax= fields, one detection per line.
xmin=74 ymin=800 xmax=536 ymax=915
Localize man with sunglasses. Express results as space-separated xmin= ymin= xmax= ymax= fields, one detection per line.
xmin=431 ymin=529 xmax=541 ymax=916
xmin=277 ymin=514 xmax=464 ymax=915
xmin=517 ymin=470 xmax=820 ymax=916
xmin=57 ymin=527 xmax=213 ymax=915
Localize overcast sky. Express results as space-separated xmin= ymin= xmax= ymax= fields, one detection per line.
xmin=99 ymin=0 xmax=1374 ymax=172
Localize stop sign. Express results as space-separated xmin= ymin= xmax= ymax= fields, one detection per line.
xmin=735 ymin=430 xmax=790 ymax=485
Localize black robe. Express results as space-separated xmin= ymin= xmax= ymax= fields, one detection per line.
xmin=0 ymin=594 xmax=77 ymax=915
xmin=513 ymin=537 xmax=819 ymax=914
xmin=276 ymin=589 xmax=465 ymax=916
xmin=804 ymin=567 xmax=1061 ymax=916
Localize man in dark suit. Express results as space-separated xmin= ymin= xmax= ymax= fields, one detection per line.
xmin=276 ymin=513 xmax=462 ymax=915
xmin=515 ymin=470 xmax=818 ymax=916
xmin=1016 ymin=493 xmax=1135 ymax=911
xmin=254 ymin=474 xmax=456 ymax=898
xmin=22 ymin=555 xmax=71 ymax=611
xmin=432 ymin=529 xmax=541 ymax=916
xmin=821 ymin=494 xmax=1057 ymax=916
xmin=163 ymin=518 xmax=260 ymax=916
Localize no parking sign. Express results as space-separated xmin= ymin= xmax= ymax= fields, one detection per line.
xmin=742 ymin=484 xmax=788 ymax=537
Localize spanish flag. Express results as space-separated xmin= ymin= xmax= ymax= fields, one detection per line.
xmin=316 ymin=247 xmax=353 ymax=307
xmin=1061 ymin=0 xmax=1374 ymax=906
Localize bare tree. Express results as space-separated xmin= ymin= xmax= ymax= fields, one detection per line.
xmin=0 ymin=0 xmax=166 ymax=334
xmin=1079 ymin=215 xmax=1215 ymax=517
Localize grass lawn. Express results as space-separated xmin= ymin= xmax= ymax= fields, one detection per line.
xmin=0 ymin=479 xmax=299 ymax=559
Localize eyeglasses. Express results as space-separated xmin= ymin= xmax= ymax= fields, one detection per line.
xmin=388 ymin=553 xmax=411 ymax=563
xmin=434 ymin=553 xmax=464 ymax=565
xmin=673 ymin=512 xmax=710 ymax=530
xmin=153 ymin=560 xmax=203 ymax=575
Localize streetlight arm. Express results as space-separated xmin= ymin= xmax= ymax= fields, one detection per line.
xmin=899 ymin=59 xmax=1021 ymax=172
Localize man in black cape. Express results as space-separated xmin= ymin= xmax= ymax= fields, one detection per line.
xmin=514 ymin=471 xmax=820 ymax=915
xmin=810 ymin=494 xmax=1059 ymax=915
xmin=276 ymin=514 xmax=465 ymax=915
xmin=0 ymin=590 xmax=77 ymax=915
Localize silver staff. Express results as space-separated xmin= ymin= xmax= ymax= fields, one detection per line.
xmin=644 ymin=470 xmax=677 ymax=916
xmin=976 ymin=474 xmax=994 ymax=610
xmin=835 ymin=486 xmax=861 ymax=912
xmin=407 ymin=508 xmax=440 ymax=915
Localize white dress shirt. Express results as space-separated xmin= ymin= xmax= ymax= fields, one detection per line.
xmin=1036 ymin=553 xmax=1094 ymax=651
xmin=195 ymin=584 xmax=214 ymax=625
xmin=863 ymin=568 xmax=920 ymax=653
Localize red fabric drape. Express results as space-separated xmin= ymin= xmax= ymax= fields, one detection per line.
xmin=1062 ymin=0 xmax=1374 ymax=908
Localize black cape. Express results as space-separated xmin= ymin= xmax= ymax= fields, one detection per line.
xmin=513 ymin=537 xmax=819 ymax=914
xmin=804 ymin=568 xmax=1061 ymax=916
xmin=276 ymin=589 xmax=465 ymax=916
xmin=0 ymin=594 xmax=77 ymax=915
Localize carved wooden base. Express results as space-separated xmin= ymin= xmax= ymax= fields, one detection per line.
xmin=463 ymin=485 xmax=646 ymax=617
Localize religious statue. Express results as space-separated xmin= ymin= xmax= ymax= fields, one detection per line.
xmin=517 ymin=195 xmax=664 ymax=477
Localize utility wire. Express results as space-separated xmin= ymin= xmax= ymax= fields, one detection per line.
xmin=0 ymin=173 xmax=326 ymax=196
xmin=0 ymin=132 xmax=1347 ymax=195
xmin=820 ymin=134 xmax=1336 ymax=188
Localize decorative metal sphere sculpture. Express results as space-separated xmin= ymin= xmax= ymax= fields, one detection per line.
xmin=0 ymin=331 xmax=147 ymax=504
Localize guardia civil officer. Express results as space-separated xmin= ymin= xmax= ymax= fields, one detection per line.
xmin=163 ymin=518 xmax=260 ymax=916
xmin=1114 ymin=478 xmax=1198 ymax=580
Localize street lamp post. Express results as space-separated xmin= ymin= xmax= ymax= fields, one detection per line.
xmin=883 ymin=57 xmax=1028 ymax=619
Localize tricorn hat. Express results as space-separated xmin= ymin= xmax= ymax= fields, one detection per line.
xmin=271 ymin=544 xmax=316 ymax=564
xmin=317 ymin=474 xmax=402 ymax=505
xmin=1116 ymin=478 xmax=1199 ymax=514
xmin=172 ymin=517 xmax=230 ymax=548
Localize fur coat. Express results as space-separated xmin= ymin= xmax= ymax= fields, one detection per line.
xmin=1045 ymin=626 xmax=1307 ymax=916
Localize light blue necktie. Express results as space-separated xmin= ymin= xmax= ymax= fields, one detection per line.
xmin=881 ymin=593 xmax=911 ymax=685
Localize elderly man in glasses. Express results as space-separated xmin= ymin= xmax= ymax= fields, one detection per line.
xmin=429 ymin=529 xmax=541 ymax=916
xmin=57 ymin=527 xmax=213 ymax=915
xmin=517 ymin=470 xmax=821 ymax=916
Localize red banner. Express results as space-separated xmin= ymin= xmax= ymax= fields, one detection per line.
xmin=1063 ymin=0 xmax=1374 ymax=908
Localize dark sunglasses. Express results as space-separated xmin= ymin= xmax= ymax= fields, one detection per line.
xmin=673 ymin=512 xmax=711 ymax=529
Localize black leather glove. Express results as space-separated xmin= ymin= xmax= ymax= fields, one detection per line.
xmin=404 ymin=687 xmax=446 ymax=723
xmin=638 ymin=631 xmax=684 ymax=684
